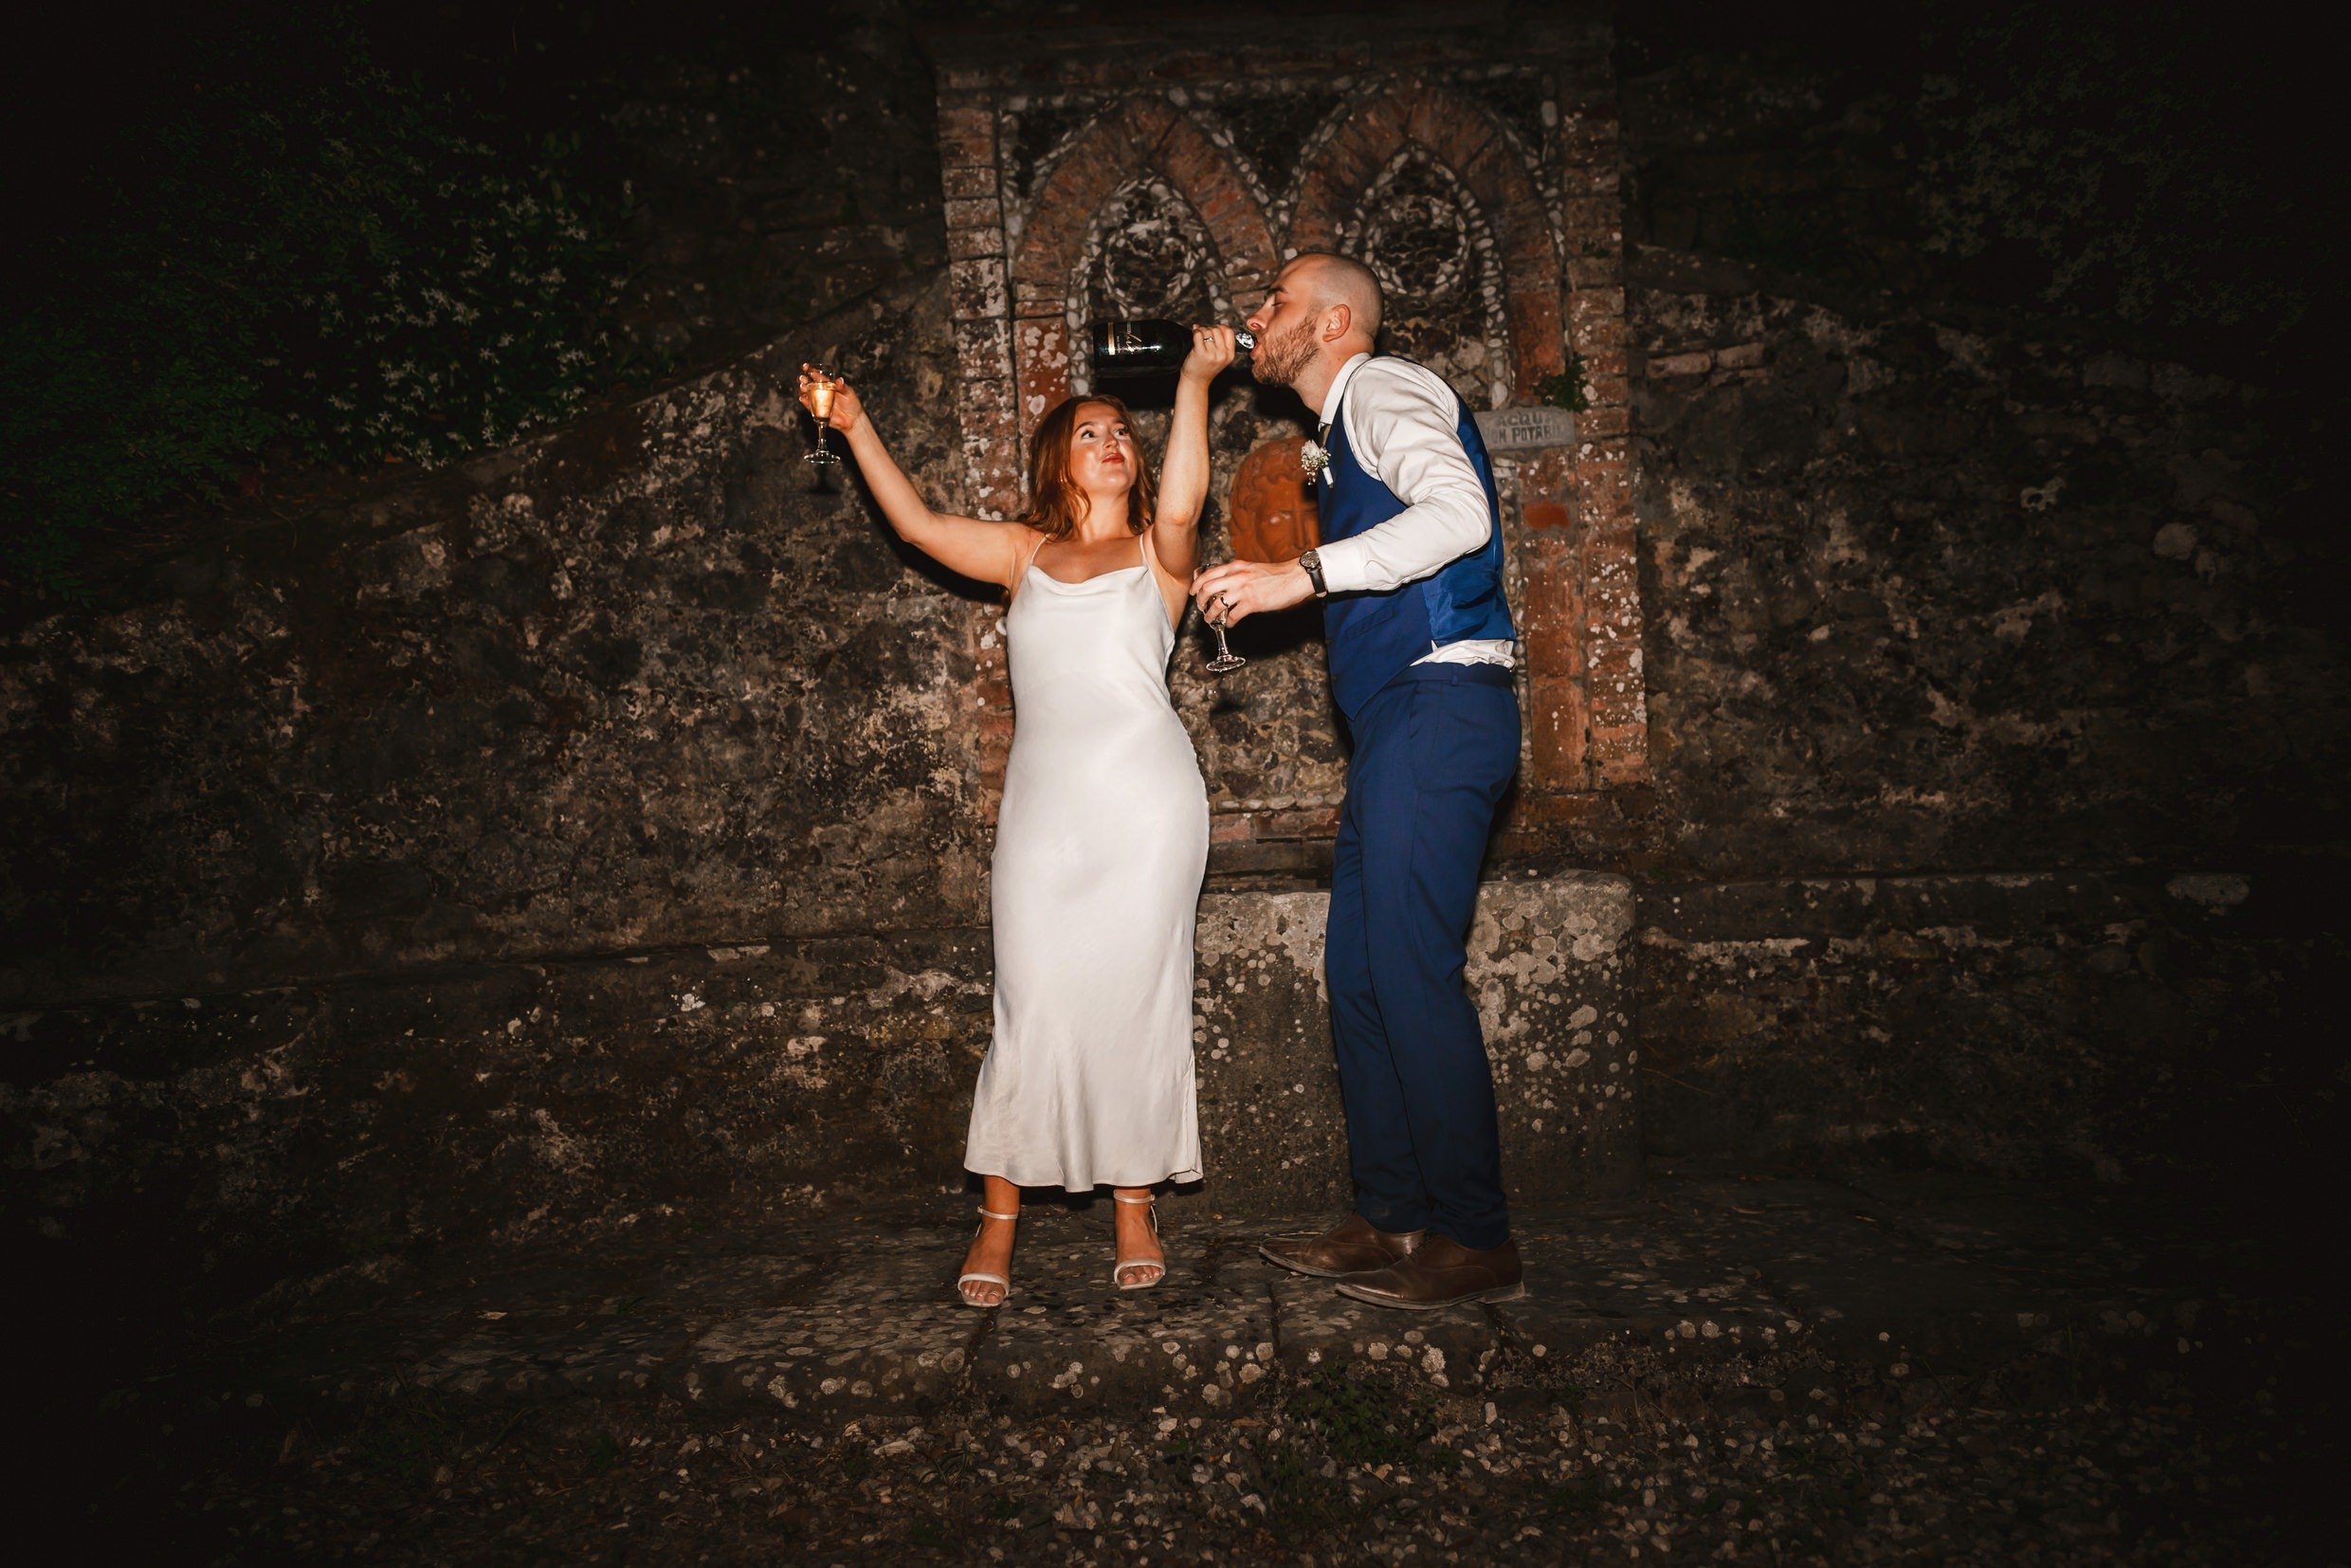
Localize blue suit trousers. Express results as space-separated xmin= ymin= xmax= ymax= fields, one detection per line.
xmin=1325 ymin=662 xmax=1521 ymax=1250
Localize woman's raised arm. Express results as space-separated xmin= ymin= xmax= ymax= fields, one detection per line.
xmin=797 ymin=365 xmax=1028 ymax=591
xmin=1151 ymin=327 xmax=1237 ymax=578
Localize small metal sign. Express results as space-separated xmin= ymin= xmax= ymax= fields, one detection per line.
xmin=1474 ymin=405 xmax=1576 ymax=452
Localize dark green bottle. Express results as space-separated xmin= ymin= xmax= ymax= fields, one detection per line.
xmin=1088 ymin=319 xmax=1257 ymax=377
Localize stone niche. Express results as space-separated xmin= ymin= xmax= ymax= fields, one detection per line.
xmin=923 ymin=8 xmax=1647 ymax=876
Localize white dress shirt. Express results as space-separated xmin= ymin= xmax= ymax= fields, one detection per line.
xmin=1311 ymin=352 xmax=1515 ymax=669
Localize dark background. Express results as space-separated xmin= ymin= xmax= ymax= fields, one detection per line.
xmin=4 ymin=0 xmax=2338 ymax=601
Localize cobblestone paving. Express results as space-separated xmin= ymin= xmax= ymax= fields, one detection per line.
xmin=30 ymin=1172 xmax=2326 ymax=1561
xmin=230 ymin=1173 xmax=2222 ymax=1417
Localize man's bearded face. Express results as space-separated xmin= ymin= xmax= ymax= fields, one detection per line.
xmin=1248 ymin=313 xmax=1319 ymax=388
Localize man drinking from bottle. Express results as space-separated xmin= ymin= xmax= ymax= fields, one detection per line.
xmin=1192 ymin=252 xmax=1524 ymax=1311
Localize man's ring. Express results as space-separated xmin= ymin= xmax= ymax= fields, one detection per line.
xmin=1219 ymin=592 xmax=1234 ymax=609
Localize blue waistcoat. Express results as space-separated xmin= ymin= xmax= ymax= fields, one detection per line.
xmin=1317 ymin=364 xmax=1517 ymax=720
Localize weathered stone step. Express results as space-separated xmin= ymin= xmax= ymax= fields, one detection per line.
xmin=227 ymin=1175 xmax=2214 ymax=1426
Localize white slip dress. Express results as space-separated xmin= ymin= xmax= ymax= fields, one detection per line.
xmin=962 ymin=532 xmax=1210 ymax=1191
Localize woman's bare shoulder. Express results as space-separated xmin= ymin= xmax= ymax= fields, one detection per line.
xmin=998 ymin=521 xmax=1048 ymax=594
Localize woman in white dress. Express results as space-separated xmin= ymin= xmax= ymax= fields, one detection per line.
xmin=797 ymin=328 xmax=1233 ymax=1304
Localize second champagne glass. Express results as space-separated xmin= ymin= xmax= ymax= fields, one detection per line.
xmin=1204 ymin=580 xmax=1246 ymax=675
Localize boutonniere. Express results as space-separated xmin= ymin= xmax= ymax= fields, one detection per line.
xmin=1301 ymin=441 xmax=1331 ymax=477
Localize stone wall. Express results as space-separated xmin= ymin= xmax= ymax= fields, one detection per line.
xmin=1 ymin=273 xmax=1005 ymax=1286
xmin=1636 ymin=871 xmax=2339 ymax=1187
xmin=1631 ymin=273 xmax=2339 ymax=880
xmin=1617 ymin=51 xmax=2349 ymax=1186
xmin=0 ymin=280 xmax=987 ymax=1007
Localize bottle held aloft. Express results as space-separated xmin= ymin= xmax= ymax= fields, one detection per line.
xmin=1088 ymin=319 xmax=1256 ymax=378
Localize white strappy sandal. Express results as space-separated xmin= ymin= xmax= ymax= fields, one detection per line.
xmin=958 ymin=1206 xmax=1018 ymax=1307
xmin=1112 ymin=1193 xmax=1165 ymax=1291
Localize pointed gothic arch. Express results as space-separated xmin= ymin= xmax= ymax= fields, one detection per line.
xmin=1286 ymin=80 xmax=1565 ymax=397
xmin=1009 ymin=96 xmax=1280 ymax=439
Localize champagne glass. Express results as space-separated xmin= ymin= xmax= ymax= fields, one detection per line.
xmin=805 ymin=369 xmax=841 ymax=476
xmin=1204 ymin=581 xmax=1246 ymax=675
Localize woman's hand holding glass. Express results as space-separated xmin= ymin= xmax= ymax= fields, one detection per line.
xmin=796 ymin=363 xmax=865 ymax=477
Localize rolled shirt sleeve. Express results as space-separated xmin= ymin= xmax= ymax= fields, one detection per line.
xmin=1312 ymin=356 xmax=1495 ymax=594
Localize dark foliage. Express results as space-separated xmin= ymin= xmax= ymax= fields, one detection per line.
xmin=1914 ymin=3 xmax=2320 ymax=347
xmin=0 ymin=4 xmax=626 ymax=596
xmin=1619 ymin=0 xmax=2329 ymax=376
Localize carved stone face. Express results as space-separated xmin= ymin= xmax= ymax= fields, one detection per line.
xmin=1227 ymin=436 xmax=1321 ymax=564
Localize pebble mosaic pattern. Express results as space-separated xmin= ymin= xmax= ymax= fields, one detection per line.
xmin=930 ymin=17 xmax=1647 ymax=848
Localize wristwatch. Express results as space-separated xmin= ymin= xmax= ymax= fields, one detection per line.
xmin=1299 ymin=547 xmax=1328 ymax=598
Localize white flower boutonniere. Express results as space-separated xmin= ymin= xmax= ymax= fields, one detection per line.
xmin=1301 ymin=440 xmax=1331 ymax=478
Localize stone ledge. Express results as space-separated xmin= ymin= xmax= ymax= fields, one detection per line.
xmin=5 ymin=871 xmax=1640 ymax=1285
xmin=1636 ymin=867 xmax=2267 ymax=943
xmin=1 ymin=931 xmax=999 ymax=1274
xmin=1194 ymin=871 xmax=1639 ymax=1215
xmin=1631 ymin=866 xmax=2338 ymax=1179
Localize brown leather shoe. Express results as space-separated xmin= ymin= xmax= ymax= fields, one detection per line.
xmin=1259 ymin=1214 xmax=1425 ymax=1279
xmin=1332 ymin=1234 xmax=1525 ymax=1311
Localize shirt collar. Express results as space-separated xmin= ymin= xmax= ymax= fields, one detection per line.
xmin=1315 ymin=352 xmax=1375 ymax=432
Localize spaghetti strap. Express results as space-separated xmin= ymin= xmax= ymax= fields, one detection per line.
xmin=1009 ymin=526 xmax=1048 ymax=599
xmin=1134 ymin=525 xmax=1186 ymax=632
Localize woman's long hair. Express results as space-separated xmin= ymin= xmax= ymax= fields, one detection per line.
xmin=1020 ymin=394 xmax=1156 ymax=541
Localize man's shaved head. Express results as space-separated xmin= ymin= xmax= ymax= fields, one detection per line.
xmin=1295 ymin=251 xmax=1384 ymax=342
xmin=1246 ymin=250 xmax=1387 ymax=393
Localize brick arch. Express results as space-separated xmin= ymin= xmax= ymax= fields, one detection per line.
xmin=1286 ymin=80 xmax=1564 ymax=397
xmin=1009 ymin=95 xmax=1281 ymax=437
